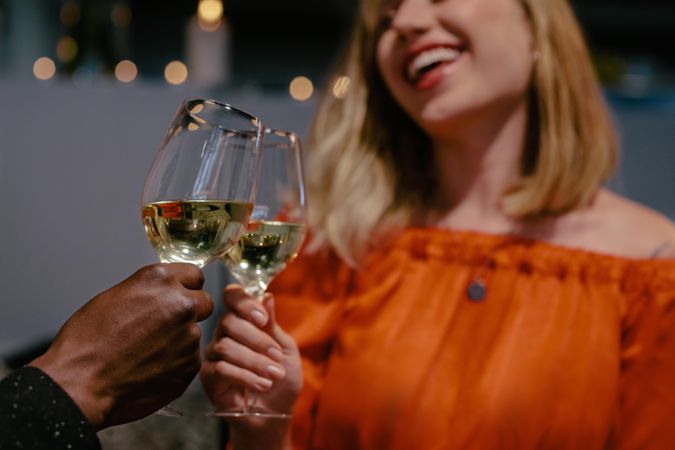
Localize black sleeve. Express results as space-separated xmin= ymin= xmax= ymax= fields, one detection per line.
xmin=0 ymin=366 xmax=101 ymax=450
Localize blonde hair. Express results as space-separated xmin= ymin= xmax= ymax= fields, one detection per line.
xmin=306 ymin=0 xmax=617 ymax=265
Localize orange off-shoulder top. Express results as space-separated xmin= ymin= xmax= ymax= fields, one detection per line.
xmin=270 ymin=228 xmax=675 ymax=450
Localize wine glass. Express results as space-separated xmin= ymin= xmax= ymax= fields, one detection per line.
xmin=215 ymin=128 xmax=307 ymax=419
xmin=141 ymin=98 xmax=264 ymax=416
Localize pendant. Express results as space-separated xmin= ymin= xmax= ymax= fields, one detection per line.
xmin=466 ymin=279 xmax=486 ymax=302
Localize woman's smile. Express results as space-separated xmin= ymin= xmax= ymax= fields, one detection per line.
xmin=404 ymin=43 xmax=465 ymax=90
xmin=376 ymin=0 xmax=534 ymax=137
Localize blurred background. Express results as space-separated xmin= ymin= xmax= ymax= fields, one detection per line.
xmin=0 ymin=0 xmax=673 ymax=446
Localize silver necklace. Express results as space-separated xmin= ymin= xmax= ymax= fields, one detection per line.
xmin=467 ymin=278 xmax=487 ymax=302
xmin=464 ymin=235 xmax=519 ymax=302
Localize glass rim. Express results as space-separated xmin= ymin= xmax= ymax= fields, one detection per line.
xmin=264 ymin=128 xmax=297 ymax=137
xmin=181 ymin=98 xmax=263 ymax=134
xmin=263 ymin=128 xmax=301 ymax=147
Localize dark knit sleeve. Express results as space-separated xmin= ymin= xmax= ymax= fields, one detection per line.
xmin=0 ymin=366 xmax=101 ymax=450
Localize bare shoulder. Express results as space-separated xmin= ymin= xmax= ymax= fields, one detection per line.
xmin=553 ymin=190 xmax=675 ymax=259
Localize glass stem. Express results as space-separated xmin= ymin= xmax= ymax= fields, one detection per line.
xmin=241 ymin=279 xmax=269 ymax=414
xmin=243 ymin=388 xmax=251 ymax=414
xmin=244 ymin=280 xmax=268 ymax=301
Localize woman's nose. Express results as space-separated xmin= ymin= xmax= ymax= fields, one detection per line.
xmin=390 ymin=0 xmax=434 ymax=42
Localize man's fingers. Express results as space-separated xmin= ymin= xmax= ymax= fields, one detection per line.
xmin=192 ymin=290 xmax=214 ymax=322
xmin=222 ymin=284 xmax=269 ymax=328
xmin=172 ymin=263 xmax=206 ymax=290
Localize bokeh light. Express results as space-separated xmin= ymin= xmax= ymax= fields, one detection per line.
xmin=198 ymin=0 xmax=223 ymax=23
xmin=289 ymin=76 xmax=314 ymax=101
xmin=164 ymin=61 xmax=189 ymax=85
xmin=197 ymin=0 xmax=223 ymax=32
xmin=115 ymin=60 xmax=138 ymax=83
xmin=332 ymin=76 xmax=351 ymax=99
xmin=72 ymin=67 xmax=95 ymax=87
xmin=56 ymin=36 xmax=78 ymax=63
xmin=111 ymin=3 xmax=133 ymax=28
xmin=60 ymin=1 xmax=81 ymax=27
xmin=33 ymin=57 xmax=56 ymax=80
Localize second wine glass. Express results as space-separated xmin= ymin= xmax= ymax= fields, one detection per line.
xmin=217 ymin=128 xmax=307 ymax=419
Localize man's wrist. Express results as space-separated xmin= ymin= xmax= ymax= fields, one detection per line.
xmin=0 ymin=366 xmax=102 ymax=448
xmin=29 ymin=352 xmax=111 ymax=430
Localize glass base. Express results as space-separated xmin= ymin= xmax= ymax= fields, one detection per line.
xmin=155 ymin=404 xmax=183 ymax=417
xmin=209 ymin=409 xmax=291 ymax=419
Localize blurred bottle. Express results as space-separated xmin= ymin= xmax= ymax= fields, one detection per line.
xmin=186 ymin=0 xmax=231 ymax=88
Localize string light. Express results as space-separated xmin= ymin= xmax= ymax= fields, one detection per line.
xmin=198 ymin=0 xmax=223 ymax=22
xmin=33 ymin=57 xmax=56 ymax=80
xmin=56 ymin=36 xmax=78 ymax=63
xmin=111 ymin=3 xmax=132 ymax=28
xmin=289 ymin=76 xmax=314 ymax=101
xmin=332 ymin=76 xmax=351 ymax=99
xmin=164 ymin=61 xmax=188 ymax=85
xmin=60 ymin=1 xmax=81 ymax=26
xmin=197 ymin=0 xmax=223 ymax=32
xmin=115 ymin=60 xmax=138 ymax=83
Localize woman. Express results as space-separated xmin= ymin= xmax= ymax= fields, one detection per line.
xmin=201 ymin=0 xmax=675 ymax=448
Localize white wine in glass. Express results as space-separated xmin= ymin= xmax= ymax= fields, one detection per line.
xmin=142 ymin=199 xmax=252 ymax=268
xmin=224 ymin=219 xmax=306 ymax=297
xmin=216 ymin=129 xmax=307 ymax=419
xmin=141 ymin=98 xmax=264 ymax=416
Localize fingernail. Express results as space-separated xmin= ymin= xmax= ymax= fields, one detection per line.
xmin=267 ymin=365 xmax=286 ymax=380
xmin=268 ymin=347 xmax=283 ymax=362
xmin=257 ymin=377 xmax=273 ymax=390
xmin=250 ymin=309 xmax=268 ymax=327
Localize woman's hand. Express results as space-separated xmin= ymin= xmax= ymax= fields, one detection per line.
xmin=201 ymin=285 xmax=303 ymax=419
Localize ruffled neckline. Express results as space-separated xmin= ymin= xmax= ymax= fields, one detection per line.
xmin=387 ymin=227 xmax=675 ymax=285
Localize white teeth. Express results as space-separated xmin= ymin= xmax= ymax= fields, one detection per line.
xmin=407 ymin=47 xmax=460 ymax=81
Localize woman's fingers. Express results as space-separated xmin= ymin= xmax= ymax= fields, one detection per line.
xmin=214 ymin=311 xmax=283 ymax=359
xmin=222 ymin=284 xmax=269 ymax=328
xmin=207 ymin=287 xmax=300 ymax=399
xmin=261 ymin=294 xmax=299 ymax=352
xmin=205 ymin=337 xmax=286 ymax=391
xmin=201 ymin=359 xmax=271 ymax=394
xmin=221 ymin=286 xmax=297 ymax=354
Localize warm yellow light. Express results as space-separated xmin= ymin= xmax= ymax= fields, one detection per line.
xmin=164 ymin=61 xmax=188 ymax=85
xmin=190 ymin=104 xmax=204 ymax=114
xmin=332 ymin=76 xmax=351 ymax=99
xmin=111 ymin=3 xmax=132 ymax=28
xmin=56 ymin=36 xmax=78 ymax=63
xmin=115 ymin=60 xmax=138 ymax=83
xmin=33 ymin=57 xmax=56 ymax=80
xmin=187 ymin=123 xmax=200 ymax=131
xmin=60 ymin=1 xmax=81 ymax=26
xmin=289 ymin=76 xmax=314 ymax=101
xmin=198 ymin=0 xmax=223 ymax=23
xmin=198 ymin=17 xmax=221 ymax=32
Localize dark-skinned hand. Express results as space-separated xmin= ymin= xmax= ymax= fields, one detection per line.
xmin=29 ymin=263 xmax=213 ymax=430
